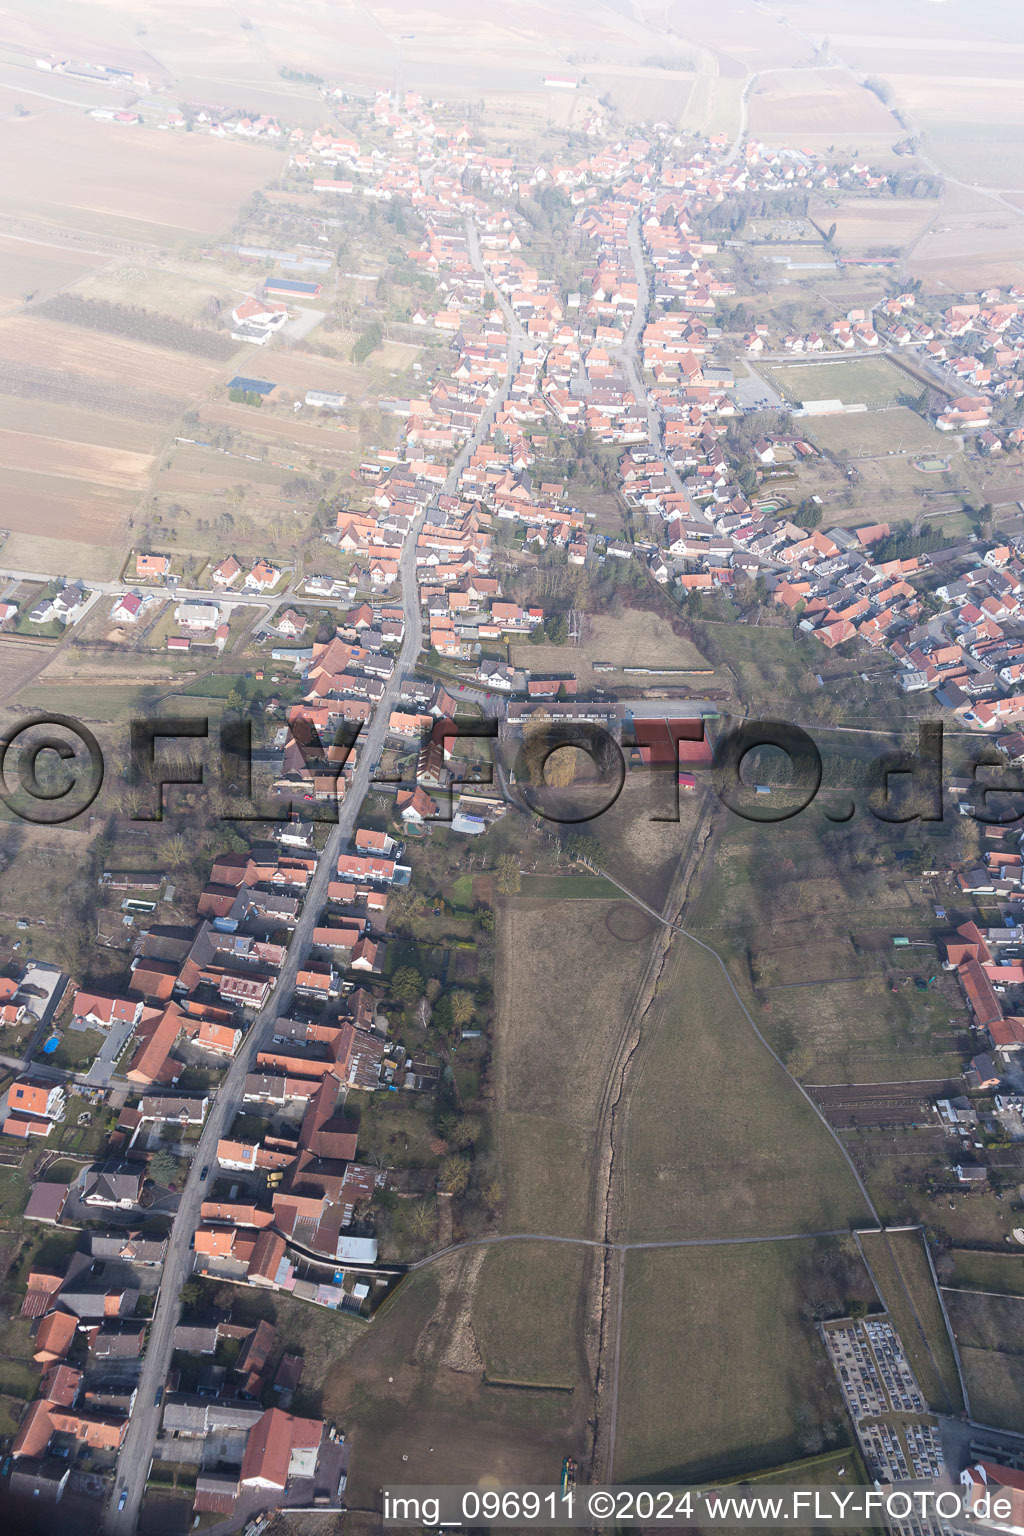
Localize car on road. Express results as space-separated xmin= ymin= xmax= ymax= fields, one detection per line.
xmin=155 ymin=1386 xmax=163 ymax=1406
xmin=118 ymin=1490 xmax=128 ymax=1511
xmin=200 ymin=1165 xmax=209 ymax=1181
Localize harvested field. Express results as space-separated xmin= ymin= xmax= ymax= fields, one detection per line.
xmin=906 ymin=183 xmax=1024 ymax=291
xmin=0 ymin=426 xmax=154 ymax=491
xmin=250 ymin=348 xmax=366 ymax=397
xmin=912 ymin=116 xmax=1024 ymax=191
xmin=0 ymin=398 xmax=167 ymax=457
xmin=0 ymin=376 xmax=170 ymax=546
xmin=0 ymin=357 xmax=186 ymax=425
xmin=198 ymin=402 xmax=357 ymax=454
xmin=0 ymin=98 xmax=282 ymax=241
xmin=747 ymin=68 xmax=901 ymax=143
xmin=0 ymin=316 xmax=226 ymax=395
xmin=613 ymin=938 xmax=870 ymax=1242
xmin=666 ymin=0 xmax=806 ymax=72
xmin=857 ymin=1229 xmax=964 ymax=1415
xmin=586 ymin=70 xmax=700 ymax=128
xmin=0 ymin=468 xmax=133 ymax=545
xmin=810 ymin=198 xmax=939 ymax=255
xmin=0 ymin=635 xmax=60 ymax=704
xmin=158 ymin=442 xmax=292 ymax=489
xmin=0 ymin=532 xmax=121 ymax=579
xmin=615 ymin=1240 xmax=851 ymax=1481
xmin=0 ymin=235 xmax=106 ymax=315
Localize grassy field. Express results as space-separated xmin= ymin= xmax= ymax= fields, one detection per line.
xmin=943 ymin=1255 xmax=1024 ymax=1424
xmin=944 ymin=1288 xmax=1024 ymax=1354
xmin=945 ymin=1250 xmax=1024 ymax=1297
xmin=0 ymin=235 xmax=105 ymax=317
xmin=583 ymin=774 xmax=706 ymax=914
xmin=694 ymin=620 xmax=826 ymax=715
xmin=322 ymin=1258 xmax=587 ymax=1510
xmin=615 ymin=1240 xmax=851 ymax=1481
xmin=612 ymin=938 xmax=870 ymax=1242
xmin=857 ymin=1230 xmax=963 ymax=1414
xmin=958 ymin=1346 xmax=1024 ymax=1431
xmin=765 ymin=969 xmax=960 ymax=1083
xmin=512 ymin=609 xmax=714 ymax=691
xmin=518 ymin=874 xmax=621 ymax=899
xmin=669 ymin=751 xmax=969 ymax=1085
xmin=2 ymin=532 xmax=129 ymax=581
xmin=493 ymin=897 xmax=658 ymax=1237
xmin=807 ymin=406 xmax=949 ymax=459
xmin=471 ymin=1242 xmax=586 ymax=1386
xmin=762 ymin=356 xmax=918 ymax=407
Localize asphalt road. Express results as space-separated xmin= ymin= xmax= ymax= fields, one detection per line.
xmin=0 ymin=566 xmax=350 ymax=615
xmin=621 ymin=213 xmax=708 ymax=514
xmin=104 ymin=220 xmax=521 ymax=1534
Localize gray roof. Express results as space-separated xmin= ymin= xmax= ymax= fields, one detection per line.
xmin=89 ymin=1323 xmax=147 ymax=1356
xmin=173 ymin=1324 xmax=219 ymax=1354
xmin=9 ymin=1458 xmax=69 ymax=1501
xmin=89 ymin=1232 xmax=167 ymax=1264
xmin=161 ymin=1393 xmax=264 ymax=1435
xmin=81 ymin=1162 xmax=145 ymax=1205
xmin=138 ymin=1096 xmax=208 ymax=1123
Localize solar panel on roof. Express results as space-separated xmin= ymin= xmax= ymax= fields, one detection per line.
xmin=227 ymin=376 xmax=275 ymax=395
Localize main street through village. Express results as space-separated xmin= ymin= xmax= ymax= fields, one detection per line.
xmin=105 ymin=224 xmax=523 ymax=1534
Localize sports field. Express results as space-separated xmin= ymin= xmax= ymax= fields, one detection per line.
xmin=762 ymin=355 xmax=917 ymax=407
